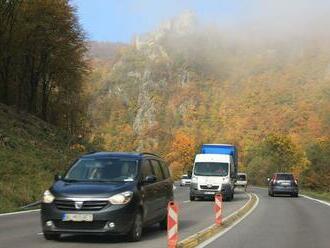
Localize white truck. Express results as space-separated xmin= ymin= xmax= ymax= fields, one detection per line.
xmin=190 ymin=144 xmax=238 ymax=201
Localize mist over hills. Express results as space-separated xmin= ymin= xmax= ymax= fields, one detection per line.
xmin=86 ymin=10 xmax=330 ymax=187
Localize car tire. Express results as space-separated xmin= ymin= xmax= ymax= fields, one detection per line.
xmin=43 ymin=233 xmax=60 ymax=240
xmin=190 ymin=195 xmax=195 ymax=201
xmin=293 ymin=193 xmax=298 ymax=197
xmin=159 ymin=213 xmax=167 ymax=230
xmin=127 ymin=212 xmax=143 ymax=242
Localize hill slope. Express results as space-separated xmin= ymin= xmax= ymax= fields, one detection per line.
xmin=0 ymin=103 xmax=92 ymax=213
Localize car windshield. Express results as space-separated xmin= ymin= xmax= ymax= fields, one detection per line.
xmin=276 ymin=174 xmax=293 ymax=180
xmin=194 ymin=162 xmax=228 ymax=176
xmin=238 ymin=175 xmax=246 ymax=181
xmin=64 ymin=158 xmax=138 ymax=182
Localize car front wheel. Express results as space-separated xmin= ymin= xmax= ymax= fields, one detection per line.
xmin=159 ymin=213 xmax=167 ymax=230
xmin=127 ymin=212 xmax=143 ymax=242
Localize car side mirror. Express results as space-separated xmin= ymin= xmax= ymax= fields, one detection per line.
xmin=54 ymin=173 xmax=62 ymax=181
xmin=143 ymin=175 xmax=157 ymax=184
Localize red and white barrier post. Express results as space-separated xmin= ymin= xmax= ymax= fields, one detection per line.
xmin=167 ymin=201 xmax=179 ymax=248
xmin=214 ymin=194 xmax=223 ymax=225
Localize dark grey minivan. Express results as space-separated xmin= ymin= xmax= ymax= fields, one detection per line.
xmin=41 ymin=152 xmax=173 ymax=242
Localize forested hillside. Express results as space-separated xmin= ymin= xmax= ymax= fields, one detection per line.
xmin=0 ymin=2 xmax=329 ymax=213
xmin=87 ymin=12 xmax=330 ymax=190
xmin=0 ymin=0 xmax=89 ymax=136
xmin=0 ymin=0 xmax=96 ymax=212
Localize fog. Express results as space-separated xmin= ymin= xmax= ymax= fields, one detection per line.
xmin=210 ymin=0 xmax=330 ymax=45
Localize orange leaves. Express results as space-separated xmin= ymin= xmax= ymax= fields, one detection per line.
xmin=167 ymin=131 xmax=196 ymax=178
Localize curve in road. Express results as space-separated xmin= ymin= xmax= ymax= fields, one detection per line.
xmin=200 ymin=187 xmax=330 ymax=248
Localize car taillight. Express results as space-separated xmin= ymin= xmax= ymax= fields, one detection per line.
xmin=272 ymin=174 xmax=277 ymax=185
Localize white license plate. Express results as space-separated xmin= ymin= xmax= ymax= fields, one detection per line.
xmin=62 ymin=213 xmax=93 ymax=222
xmin=204 ymin=192 xmax=215 ymax=195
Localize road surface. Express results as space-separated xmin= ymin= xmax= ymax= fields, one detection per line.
xmin=202 ymin=187 xmax=330 ymax=248
xmin=0 ymin=185 xmax=249 ymax=248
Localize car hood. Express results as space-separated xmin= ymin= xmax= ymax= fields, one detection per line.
xmin=51 ymin=180 xmax=136 ymax=198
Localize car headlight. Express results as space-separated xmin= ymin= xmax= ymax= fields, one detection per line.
xmin=108 ymin=191 xmax=133 ymax=205
xmin=192 ymin=176 xmax=198 ymax=184
xmin=42 ymin=190 xmax=55 ymax=203
xmin=222 ymin=177 xmax=230 ymax=184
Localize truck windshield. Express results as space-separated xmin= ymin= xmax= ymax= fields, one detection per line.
xmin=64 ymin=158 xmax=138 ymax=182
xmin=194 ymin=162 xmax=228 ymax=176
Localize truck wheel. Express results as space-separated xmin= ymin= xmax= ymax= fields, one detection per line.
xmin=43 ymin=233 xmax=60 ymax=240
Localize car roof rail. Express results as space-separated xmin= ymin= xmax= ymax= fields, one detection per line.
xmin=141 ymin=152 xmax=162 ymax=158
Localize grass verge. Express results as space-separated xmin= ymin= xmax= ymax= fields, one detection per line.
xmin=301 ymin=189 xmax=330 ymax=203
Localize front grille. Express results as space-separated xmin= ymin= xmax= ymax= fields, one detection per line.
xmin=200 ymin=185 xmax=219 ymax=190
xmin=54 ymin=220 xmax=106 ymax=230
xmin=54 ymin=199 xmax=109 ymax=211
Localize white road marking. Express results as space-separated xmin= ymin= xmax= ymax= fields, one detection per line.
xmin=197 ymin=193 xmax=260 ymax=248
xmin=0 ymin=209 xmax=40 ymax=217
xmin=183 ymin=200 xmax=191 ymax=203
xmin=253 ymin=186 xmax=330 ymax=207
xmin=301 ymin=195 xmax=330 ymax=207
xmin=37 ymin=232 xmax=43 ymax=235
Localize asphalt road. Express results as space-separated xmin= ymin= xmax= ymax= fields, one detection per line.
xmin=0 ymin=185 xmax=249 ymax=248
xmin=203 ymin=187 xmax=330 ymax=248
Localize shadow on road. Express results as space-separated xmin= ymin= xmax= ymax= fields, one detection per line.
xmin=57 ymin=224 xmax=167 ymax=244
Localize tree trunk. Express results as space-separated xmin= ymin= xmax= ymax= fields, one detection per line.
xmin=41 ymin=79 xmax=52 ymax=121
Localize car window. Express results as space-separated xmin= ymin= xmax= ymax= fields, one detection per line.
xmin=150 ymin=159 xmax=164 ymax=181
xmin=277 ymin=174 xmax=293 ymax=180
xmin=141 ymin=159 xmax=153 ymax=178
xmin=64 ymin=158 xmax=138 ymax=182
xmin=160 ymin=161 xmax=170 ymax=179
xmin=238 ymin=175 xmax=246 ymax=181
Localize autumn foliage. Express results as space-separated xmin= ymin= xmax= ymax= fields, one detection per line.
xmin=167 ymin=131 xmax=196 ymax=178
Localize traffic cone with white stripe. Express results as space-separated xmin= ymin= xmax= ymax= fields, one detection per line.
xmin=167 ymin=201 xmax=179 ymax=248
xmin=214 ymin=194 xmax=223 ymax=225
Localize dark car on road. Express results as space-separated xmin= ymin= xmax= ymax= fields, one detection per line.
xmin=41 ymin=152 xmax=173 ymax=242
xmin=268 ymin=173 xmax=298 ymax=197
